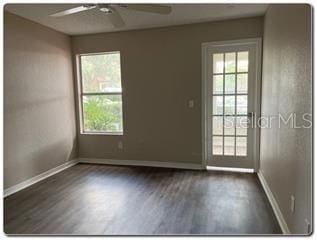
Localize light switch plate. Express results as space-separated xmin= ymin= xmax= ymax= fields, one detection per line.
xmin=188 ymin=100 xmax=194 ymax=108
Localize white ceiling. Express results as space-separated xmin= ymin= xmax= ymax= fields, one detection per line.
xmin=5 ymin=4 xmax=268 ymax=36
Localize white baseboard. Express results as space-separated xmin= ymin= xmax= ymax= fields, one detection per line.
xmin=4 ymin=159 xmax=79 ymax=198
xmin=207 ymin=166 xmax=254 ymax=173
xmin=78 ymin=158 xmax=204 ymax=170
xmin=257 ymin=171 xmax=290 ymax=234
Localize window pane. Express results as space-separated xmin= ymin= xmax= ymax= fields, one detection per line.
xmin=236 ymin=137 xmax=247 ymax=156
xmin=236 ymin=116 xmax=248 ymax=136
xmin=237 ymin=74 xmax=248 ymax=94
xmin=213 ymin=96 xmax=223 ymax=115
xmin=213 ymin=136 xmax=223 ymax=155
xmin=81 ymin=53 xmax=122 ymax=93
xmin=213 ymin=75 xmax=223 ymax=94
xmin=237 ymin=95 xmax=248 ymax=115
xmin=83 ymin=95 xmax=123 ymax=132
xmin=224 ymin=116 xmax=235 ymax=135
xmin=224 ymin=96 xmax=235 ymax=115
xmin=237 ymin=51 xmax=248 ymax=72
xmin=225 ymin=52 xmax=236 ymax=73
xmin=213 ymin=116 xmax=223 ymax=135
xmin=213 ymin=54 xmax=224 ymax=74
xmin=225 ymin=74 xmax=235 ymax=94
xmin=224 ymin=137 xmax=234 ymax=156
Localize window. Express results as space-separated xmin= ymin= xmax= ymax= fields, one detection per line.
xmin=78 ymin=52 xmax=123 ymax=134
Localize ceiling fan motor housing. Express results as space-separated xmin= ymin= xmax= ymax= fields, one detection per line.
xmin=97 ymin=4 xmax=112 ymax=13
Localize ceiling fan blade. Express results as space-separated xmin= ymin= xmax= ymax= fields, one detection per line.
xmin=123 ymin=4 xmax=172 ymax=14
xmin=106 ymin=9 xmax=125 ymax=28
xmin=50 ymin=5 xmax=96 ymax=17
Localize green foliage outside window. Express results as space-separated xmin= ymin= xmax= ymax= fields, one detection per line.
xmin=83 ymin=95 xmax=123 ymax=132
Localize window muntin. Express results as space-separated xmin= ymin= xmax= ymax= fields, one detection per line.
xmin=79 ymin=52 xmax=123 ymax=134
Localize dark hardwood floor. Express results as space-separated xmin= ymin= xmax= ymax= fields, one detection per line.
xmin=4 ymin=163 xmax=281 ymax=235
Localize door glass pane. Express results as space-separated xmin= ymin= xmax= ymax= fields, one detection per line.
xmin=213 ymin=116 xmax=223 ymax=135
xmin=224 ymin=96 xmax=235 ymax=115
xmin=225 ymin=52 xmax=236 ymax=73
xmin=225 ymin=74 xmax=235 ymax=94
xmin=224 ymin=137 xmax=234 ymax=155
xmin=213 ymin=54 xmax=224 ymax=74
xmin=213 ymin=96 xmax=223 ymax=115
xmin=211 ymin=49 xmax=251 ymax=159
xmin=237 ymin=74 xmax=248 ymax=94
xmin=236 ymin=116 xmax=248 ymax=136
xmin=237 ymin=51 xmax=249 ymax=72
xmin=224 ymin=116 xmax=235 ymax=135
xmin=236 ymin=137 xmax=247 ymax=156
xmin=213 ymin=137 xmax=223 ymax=155
xmin=237 ymin=95 xmax=248 ymax=115
xmin=213 ymin=75 xmax=223 ymax=94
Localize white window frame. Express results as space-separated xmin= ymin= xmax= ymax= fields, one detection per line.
xmin=76 ymin=51 xmax=124 ymax=135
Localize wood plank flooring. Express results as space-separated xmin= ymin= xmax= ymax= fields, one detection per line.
xmin=4 ymin=163 xmax=281 ymax=235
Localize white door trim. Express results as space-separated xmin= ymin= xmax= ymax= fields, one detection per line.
xmin=201 ymin=38 xmax=262 ymax=170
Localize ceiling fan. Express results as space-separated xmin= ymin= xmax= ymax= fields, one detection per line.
xmin=50 ymin=4 xmax=172 ymax=28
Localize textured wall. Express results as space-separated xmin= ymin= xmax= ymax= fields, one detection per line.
xmin=260 ymin=5 xmax=312 ymax=234
xmin=71 ymin=17 xmax=263 ymax=164
xmin=4 ymin=12 xmax=77 ymax=188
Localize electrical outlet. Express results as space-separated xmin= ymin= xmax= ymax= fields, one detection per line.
xmin=290 ymin=195 xmax=295 ymax=213
xmin=118 ymin=141 xmax=123 ymax=149
xmin=305 ymin=219 xmax=311 ymax=234
xmin=188 ymin=100 xmax=194 ymax=108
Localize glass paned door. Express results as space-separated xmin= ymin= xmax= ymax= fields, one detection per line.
xmin=203 ymin=39 xmax=261 ymax=169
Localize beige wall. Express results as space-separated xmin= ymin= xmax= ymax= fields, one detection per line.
xmin=260 ymin=5 xmax=312 ymax=234
xmin=4 ymin=12 xmax=77 ymax=189
xmin=72 ymin=17 xmax=263 ymax=164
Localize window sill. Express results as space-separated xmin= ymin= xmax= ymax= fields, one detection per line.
xmin=80 ymin=132 xmax=124 ymax=136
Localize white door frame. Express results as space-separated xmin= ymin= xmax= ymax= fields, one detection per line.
xmin=201 ymin=38 xmax=262 ymax=171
